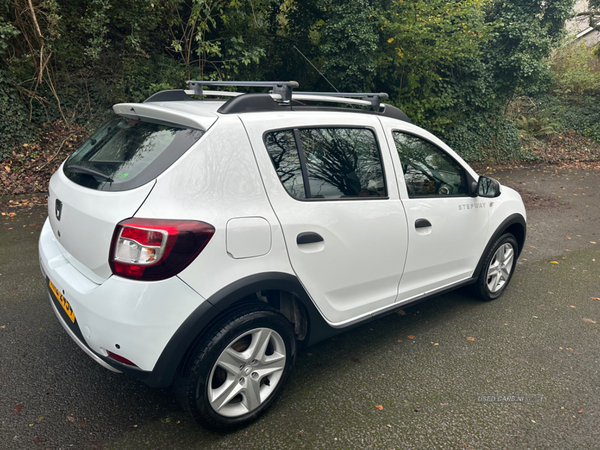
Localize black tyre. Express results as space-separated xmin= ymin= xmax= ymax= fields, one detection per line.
xmin=474 ymin=233 xmax=518 ymax=301
xmin=174 ymin=305 xmax=296 ymax=431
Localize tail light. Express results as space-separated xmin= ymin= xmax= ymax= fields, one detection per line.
xmin=109 ymin=218 xmax=215 ymax=281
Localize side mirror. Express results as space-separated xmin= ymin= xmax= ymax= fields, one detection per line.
xmin=477 ymin=176 xmax=501 ymax=198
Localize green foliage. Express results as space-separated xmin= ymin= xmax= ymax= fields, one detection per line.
xmin=377 ymin=0 xmax=491 ymax=129
xmin=115 ymin=55 xmax=189 ymax=103
xmin=514 ymin=114 xmax=560 ymax=138
xmin=551 ymin=41 xmax=600 ymax=94
xmin=0 ymin=0 xmax=19 ymax=59
xmin=0 ymin=0 xmax=581 ymax=162
xmin=442 ymin=115 xmax=527 ymax=162
xmin=318 ymin=0 xmax=378 ymax=92
xmin=483 ymin=0 xmax=576 ymax=102
xmin=556 ymin=94 xmax=600 ymax=144
xmin=82 ymin=0 xmax=112 ymax=60
xmin=0 ymin=69 xmax=36 ymax=160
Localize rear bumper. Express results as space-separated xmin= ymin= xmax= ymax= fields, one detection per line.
xmin=46 ymin=291 xmax=121 ymax=373
xmin=38 ymin=218 xmax=209 ymax=384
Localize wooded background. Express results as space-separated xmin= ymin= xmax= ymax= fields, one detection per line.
xmin=1 ymin=0 xmax=599 ymax=167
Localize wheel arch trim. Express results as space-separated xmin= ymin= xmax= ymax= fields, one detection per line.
xmin=129 ymin=272 xmax=333 ymax=387
xmin=473 ymin=213 xmax=526 ymax=280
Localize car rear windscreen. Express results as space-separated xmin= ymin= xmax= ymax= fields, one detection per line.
xmin=63 ymin=117 xmax=204 ymax=191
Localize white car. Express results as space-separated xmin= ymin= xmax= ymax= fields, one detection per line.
xmin=38 ymin=81 xmax=526 ymax=431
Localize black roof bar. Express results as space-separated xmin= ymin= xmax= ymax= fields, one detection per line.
xmin=187 ymin=80 xmax=299 ymax=102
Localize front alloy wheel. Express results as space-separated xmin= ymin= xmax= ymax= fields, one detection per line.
xmin=475 ymin=233 xmax=518 ymax=301
xmin=485 ymin=242 xmax=514 ymax=294
xmin=174 ymin=305 xmax=295 ymax=431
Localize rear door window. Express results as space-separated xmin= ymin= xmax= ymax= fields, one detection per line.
xmin=63 ymin=118 xmax=204 ymax=191
xmin=264 ymin=127 xmax=386 ymax=200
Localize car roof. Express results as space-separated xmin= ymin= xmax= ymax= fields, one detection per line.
xmin=112 ymin=81 xmax=413 ymax=131
xmin=139 ymin=81 xmax=413 ymax=123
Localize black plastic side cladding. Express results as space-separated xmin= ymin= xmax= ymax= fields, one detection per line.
xmin=204 ymin=272 xmax=338 ymax=347
xmin=472 ymin=213 xmax=526 ymax=280
xmin=120 ymin=272 xmax=336 ymax=388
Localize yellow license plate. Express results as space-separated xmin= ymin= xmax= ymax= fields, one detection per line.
xmin=49 ymin=280 xmax=76 ymax=323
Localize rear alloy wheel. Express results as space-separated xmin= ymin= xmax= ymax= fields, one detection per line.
xmin=174 ymin=306 xmax=295 ymax=431
xmin=475 ymin=233 xmax=518 ymax=301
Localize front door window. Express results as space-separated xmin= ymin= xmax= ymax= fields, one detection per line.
xmin=392 ymin=132 xmax=468 ymax=197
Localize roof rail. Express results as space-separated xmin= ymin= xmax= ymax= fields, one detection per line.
xmin=294 ymin=92 xmax=389 ymax=108
xmin=142 ymin=80 xmax=411 ymax=123
xmin=187 ymin=80 xmax=299 ymax=102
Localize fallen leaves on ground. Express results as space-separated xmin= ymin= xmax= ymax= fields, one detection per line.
xmin=532 ymin=130 xmax=600 ymax=169
xmin=550 ymin=261 xmax=559 ymax=265
xmin=578 ymin=407 xmax=584 ymax=414
xmin=591 ymin=297 xmax=600 ymax=301
xmin=582 ymin=318 xmax=597 ymax=324
xmin=14 ymin=404 xmax=23 ymax=414
xmin=375 ymin=405 xmax=383 ymax=411
xmin=0 ymin=120 xmax=88 ymax=197
xmin=0 ymin=196 xmax=47 ymax=214
xmin=396 ymin=310 xmax=406 ymax=316
xmin=467 ymin=336 xmax=476 ymax=341
xmin=568 ymin=305 xmax=576 ymax=308
xmin=407 ymin=335 xmax=415 ymax=339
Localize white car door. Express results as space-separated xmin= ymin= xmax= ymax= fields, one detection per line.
xmin=243 ymin=113 xmax=408 ymax=325
xmin=379 ymin=118 xmax=490 ymax=301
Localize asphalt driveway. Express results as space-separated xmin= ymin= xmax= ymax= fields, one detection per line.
xmin=1 ymin=165 xmax=599 ymax=449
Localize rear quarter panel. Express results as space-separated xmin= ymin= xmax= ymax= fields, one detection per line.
xmin=134 ymin=115 xmax=294 ymax=300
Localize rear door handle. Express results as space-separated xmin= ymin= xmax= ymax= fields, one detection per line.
xmin=415 ymin=219 xmax=432 ymax=229
xmin=297 ymin=232 xmax=324 ymax=245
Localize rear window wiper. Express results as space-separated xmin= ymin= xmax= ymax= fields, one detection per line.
xmin=66 ymin=165 xmax=114 ymax=182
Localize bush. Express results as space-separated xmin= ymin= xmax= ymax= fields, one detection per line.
xmin=0 ymin=69 xmax=36 ymax=159
xmin=514 ymin=113 xmax=560 ymax=138
xmin=551 ymin=41 xmax=600 ymax=94
xmin=558 ymin=94 xmax=600 ymax=144
xmin=443 ymin=115 xmax=535 ymax=162
xmin=441 ymin=113 xmax=530 ymax=162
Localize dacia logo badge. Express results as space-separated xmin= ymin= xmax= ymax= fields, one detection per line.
xmin=55 ymin=199 xmax=63 ymax=221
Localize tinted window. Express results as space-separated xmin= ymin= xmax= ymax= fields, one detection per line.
xmin=265 ymin=128 xmax=386 ymax=200
xmin=300 ymin=128 xmax=385 ymax=199
xmin=265 ymin=130 xmax=306 ymax=199
xmin=393 ymin=132 xmax=467 ymax=197
xmin=64 ymin=118 xmax=204 ymax=191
